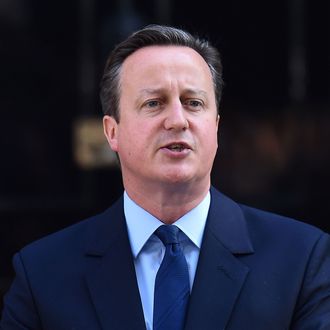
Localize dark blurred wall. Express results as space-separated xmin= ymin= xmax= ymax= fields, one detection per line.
xmin=0 ymin=0 xmax=329 ymax=309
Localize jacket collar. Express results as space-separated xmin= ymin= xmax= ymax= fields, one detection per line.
xmin=84 ymin=197 xmax=146 ymax=330
xmin=207 ymin=186 xmax=254 ymax=254
xmin=185 ymin=187 xmax=254 ymax=330
xmin=83 ymin=187 xmax=254 ymax=330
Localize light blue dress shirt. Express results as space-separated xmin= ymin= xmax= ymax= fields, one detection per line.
xmin=124 ymin=191 xmax=210 ymax=330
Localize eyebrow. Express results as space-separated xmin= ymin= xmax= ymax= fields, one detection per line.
xmin=138 ymin=88 xmax=208 ymax=97
xmin=184 ymin=89 xmax=208 ymax=98
xmin=138 ymin=88 xmax=166 ymax=96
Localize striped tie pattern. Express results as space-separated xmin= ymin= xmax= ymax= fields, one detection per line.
xmin=153 ymin=225 xmax=190 ymax=330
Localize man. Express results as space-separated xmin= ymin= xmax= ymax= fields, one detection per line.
xmin=1 ymin=24 xmax=330 ymax=330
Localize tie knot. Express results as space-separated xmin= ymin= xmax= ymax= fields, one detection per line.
xmin=155 ymin=225 xmax=180 ymax=245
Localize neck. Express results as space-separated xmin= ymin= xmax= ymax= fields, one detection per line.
xmin=124 ymin=180 xmax=211 ymax=224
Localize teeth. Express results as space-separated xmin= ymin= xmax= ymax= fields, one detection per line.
xmin=168 ymin=144 xmax=184 ymax=151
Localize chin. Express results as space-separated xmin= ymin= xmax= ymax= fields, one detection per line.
xmin=160 ymin=170 xmax=195 ymax=185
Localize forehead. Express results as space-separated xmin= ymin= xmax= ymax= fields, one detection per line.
xmin=125 ymin=44 xmax=206 ymax=62
xmin=120 ymin=45 xmax=213 ymax=88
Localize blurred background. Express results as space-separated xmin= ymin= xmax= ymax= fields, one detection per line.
xmin=0 ymin=0 xmax=329 ymax=309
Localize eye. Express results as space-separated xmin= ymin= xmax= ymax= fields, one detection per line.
xmin=140 ymin=98 xmax=165 ymax=116
xmin=183 ymin=99 xmax=204 ymax=110
xmin=143 ymin=99 xmax=162 ymax=109
xmin=189 ymin=100 xmax=202 ymax=107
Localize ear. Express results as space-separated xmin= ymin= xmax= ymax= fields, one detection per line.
xmin=103 ymin=115 xmax=119 ymax=152
xmin=216 ymin=114 xmax=220 ymax=132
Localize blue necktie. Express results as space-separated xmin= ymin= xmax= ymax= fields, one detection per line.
xmin=153 ymin=225 xmax=190 ymax=330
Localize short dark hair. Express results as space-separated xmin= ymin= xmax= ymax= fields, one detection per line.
xmin=100 ymin=24 xmax=224 ymax=122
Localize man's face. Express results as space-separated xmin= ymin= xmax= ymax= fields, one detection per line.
xmin=104 ymin=45 xmax=219 ymax=190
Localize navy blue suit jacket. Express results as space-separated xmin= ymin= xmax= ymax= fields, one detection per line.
xmin=1 ymin=188 xmax=330 ymax=329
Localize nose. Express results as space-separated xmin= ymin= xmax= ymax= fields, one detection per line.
xmin=164 ymin=102 xmax=189 ymax=131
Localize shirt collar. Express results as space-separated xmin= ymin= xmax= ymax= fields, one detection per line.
xmin=124 ymin=191 xmax=210 ymax=258
xmin=175 ymin=192 xmax=210 ymax=249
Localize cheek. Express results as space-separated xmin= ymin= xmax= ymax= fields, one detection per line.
xmin=117 ymin=124 xmax=149 ymax=155
xmin=201 ymin=120 xmax=218 ymax=139
xmin=200 ymin=123 xmax=218 ymax=154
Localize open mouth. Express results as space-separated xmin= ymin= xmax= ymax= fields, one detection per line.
xmin=167 ymin=144 xmax=185 ymax=152
xmin=164 ymin=142 xmax=191 ymax=152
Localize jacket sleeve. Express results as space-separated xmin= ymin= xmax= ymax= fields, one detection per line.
xmin=292 ymin=232 xmax=330 ymax=329
xmin=0 ymin=252 xmax=42 ymax=329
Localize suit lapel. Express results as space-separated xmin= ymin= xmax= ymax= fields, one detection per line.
xmin=185 ymin=188 xmax=254 ymax=330
xmin=82 ymin=188 xmax=253 ymax=330
xmin=84 ymin=197 xmax=146 ymax=330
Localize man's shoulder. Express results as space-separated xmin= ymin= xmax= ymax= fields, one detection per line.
xmin=19 ymin=196 xmax=124 ymax=262
xmin=239 ymin=202 xmax=325 ymax=239
xmin=237 ymin=200 xmax=329 ymax=259
xmin=18 ymin=213 xmax=98 ymax=265
xmin=210 ymin=187 xmax=327 ymax=244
